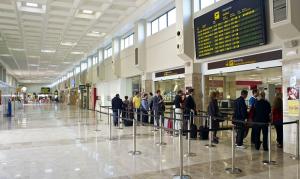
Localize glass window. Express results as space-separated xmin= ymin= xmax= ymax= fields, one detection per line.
xmin=121 ymin=39 xmax=125 ymax=50
xmin=88 ymin=57 xmax=92 ymax=68
xmin=151 ymin=19 xmax=159 ymax=34
xmin=93 ymin=56 xmax=97 ymax=65
xmin=167 ymin=8 xmax=176 ymax=26
xmin=81 ymin=62 xmax=87 ymax=71
xmin=98 ymin=50 xmax=103 ymax=62
xmin=75 ymin=66 xmax=80 ymax=74
xmin=201 ymin=0 xmax=215 ymax=9
xmin=129 ymin=34 xmax=134 ymax=46
xmin=159 ymin=14 xmax=167 ymax=31
xmin=104 ymin=47 xmax=112 ymax=59
xmin=147 ymin=23 xmax=151 ymax=37
xmin=194 ymin=0 xmax=200 ymax=12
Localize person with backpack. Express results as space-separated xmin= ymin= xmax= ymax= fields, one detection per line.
xmin=253 ymin=91 xmax=271 ymax=151
xmin=233 ymin=90 xmax=248 ymax=149
xmin=208 ymin=91 xmax=221 ymax=144
xmin=111 ymin=94 xmax=123 ymax=127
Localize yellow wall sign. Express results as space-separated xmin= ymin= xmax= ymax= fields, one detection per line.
xmin=214 ymin=11 xmax=220 ymax=20
xmin=288 ymin=100 xmax=300 ymax=116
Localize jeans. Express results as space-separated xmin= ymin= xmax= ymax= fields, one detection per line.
xmin=254 ymin=126 xmax=268 ymax=150
xmin=274 ymin=123 xmax=283 ymax=145
xmin=113 ymin=111 xmax=120 ymax=126
xmin=174 ymin=108 xmax=182 ymax=130
xmin=135 ymin=108 xmax=141 ymax=121
xmin=236 ymin=123 xmax=245 ymax=146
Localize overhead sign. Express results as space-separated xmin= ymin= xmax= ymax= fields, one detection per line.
xmin=41 ymin=87 xmax=50 ymax=94
xmin=194 ymin=0 xmax=267 ymax=59
xmin=79 ymin=85 xmax=86 ymax=90
xmin=155 ymin=68 xmax=185 ymax=78
xmin=207 ymin=50 xmax=282 ymax=70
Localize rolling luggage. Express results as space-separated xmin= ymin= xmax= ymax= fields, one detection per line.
xmin=190 ymin=123 xmax=198 ymax=139
xmin=199 ymin=117 xmax=209 ymax=140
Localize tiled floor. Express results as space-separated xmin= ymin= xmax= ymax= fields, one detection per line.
xmin=0 ymin=104 xmax=298 ymax=179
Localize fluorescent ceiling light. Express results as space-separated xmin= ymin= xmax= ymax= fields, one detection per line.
xmin=82 ymin=10 xmax=93 ymax=14
xmin=41 ymin=49 xmax=56 ymax=53
xmin=63 ymin=62 xmax=72 ymax=64
xmin=71 ymin=51 xmax=84 ymax=55
xmin=29 ymin=64 xmax=40 ymax=67
xmin=0 ymin=54 xmax=11 ymax=57
xmin=49 ymin=65 xmax=58 ymax=67
xmin=61 ymin=42 xmax=77 ymax=46
xmin=86 ymin=32 xmax=106 ymax=37
xmin=9 ymin=48 xmax=25 ymax=51
xmin=26 ymin=2 xmax=38 ymax=7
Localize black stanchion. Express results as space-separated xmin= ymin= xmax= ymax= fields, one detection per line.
xmin=225 ymin=125 xmax=242 ymax=174
xmin=262 ymin=123 xmax=277 ymax=165
xmin=173 ymin=129 xmax=191 ymax=179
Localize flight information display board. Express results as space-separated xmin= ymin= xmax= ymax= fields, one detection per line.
xmin=194 ymin=0 xmax=267 ymax=59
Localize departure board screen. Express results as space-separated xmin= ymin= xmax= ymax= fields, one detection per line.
xmin=194 ymin=0 xmax=267 ymax=59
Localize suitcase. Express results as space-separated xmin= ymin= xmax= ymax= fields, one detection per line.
xmin=199 ymin=126 xmax=209 ymax=140
xmin=123 ymin=119 xmax=133 ymax=126
xmin=190 ymin=123 xmax=198 ymax=139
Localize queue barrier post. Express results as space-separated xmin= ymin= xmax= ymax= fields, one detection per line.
xmin=263 ymin=123 xmax=277 ymax=165
xmin=129 ymin=116 xmax=142 ymax=155
xmin=118 ymin=109 xmax=123 ymax=129
xmin=108 ymin=113 xmax=112 ymax=140
xmin=184 ymin=112 xmax=196 ymax=157
xmin=225 ymin=125 xmax=242 ymax=174
xmin=173 ymin=129 xmax=191 ymax=179
xmin=156 ymin=115 xmax=167 ymax=146
xmin=151 ymin=110 xmax=158 ymax=132
xmin=107 ymin=108 xmax=110 ymax=125
xmin=173 ymin=109 xmax=176 ymax=136
xmin=94 ymin=110 xmax=101 ymax=132
xmin=205 ymin=116 xmax=216 ymax=148
xmin=291 ymin=120 xmax=300 ymax=160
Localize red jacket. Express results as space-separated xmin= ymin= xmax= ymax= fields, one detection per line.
xmin=272 ymin=108 xmax=283 ymax=123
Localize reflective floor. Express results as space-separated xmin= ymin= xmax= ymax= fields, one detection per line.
xmin=0 ymin=104 xmax=299 ymax=179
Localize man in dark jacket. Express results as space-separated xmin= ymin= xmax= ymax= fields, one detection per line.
xmin=253 ymin=91 xmax=271 ymax=151
xmin=152 ymin=90 xmax=164 ymax=128
xmin=233 ymin=90 xmax=248 ymax=149
xmin=111 ymin=94 xmax=123 ymax=126
xmin=184 ymin=88 xmax=196 ymax=134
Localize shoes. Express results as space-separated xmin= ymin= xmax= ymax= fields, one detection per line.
xmin=277 ymin=144 xmax=283 ymax=148
xmin=236 ymin=145 xmax=246 ymax=149
xmin=212 ymin=139 xmax=219 ymax=144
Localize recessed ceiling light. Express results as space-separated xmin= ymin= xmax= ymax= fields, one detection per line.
xmin=61 ymin=42 xmax=77 ymax=46
xmin=82 ymin=10 xmax=93 ymax=14
xmin=26 ymin=2 xmax=38 ymax=8
xmin=41 ymin=49 xmax=56 ymax=53
xmin=71 ymin=51 xmax=84 ymax=55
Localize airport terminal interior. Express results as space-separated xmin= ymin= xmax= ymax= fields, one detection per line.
xmin=0 ymin=0 xmax=300 ymax=178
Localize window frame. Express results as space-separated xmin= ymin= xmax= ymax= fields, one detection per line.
xmin=150 ymin=8 xmax=176 ymax=35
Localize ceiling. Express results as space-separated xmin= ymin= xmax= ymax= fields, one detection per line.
xmin=0 ymin=0 xmax=148 ymax=84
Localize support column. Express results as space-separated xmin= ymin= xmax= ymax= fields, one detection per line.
xmin=141 ymin=72 xmax=152 ymax=93
xmin=134 ymin=19 xmax=147 ymax=71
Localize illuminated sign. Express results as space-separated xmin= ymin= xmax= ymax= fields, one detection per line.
xmin=41 ymin=87 xmax=50 ymax=94
xmin=194 ymin=0 xmax=267 ymax=59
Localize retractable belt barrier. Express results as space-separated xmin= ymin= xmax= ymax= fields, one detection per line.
xmin=96 ymin=106 xmax=300 ymax=177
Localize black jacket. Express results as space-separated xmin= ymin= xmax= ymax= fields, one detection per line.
xmin=253 ymin=99 xmax=271 ymax=123
xmin=112 ymin=96 xmax=123 ymax=111
xmin=208 ymin=99 xmax=220 ymax=117
xmin=184 ymin=95 xmax=196 ymax=114
xmin=174 ymin=95 xmax=182 ymax=108
xmin=233 ymin=96 xmax=248 ymax=121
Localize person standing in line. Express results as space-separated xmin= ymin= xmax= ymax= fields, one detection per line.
xmin=253 ymin=91 xmax=271 ymax=151
xmin=248 ymin=89 xmax=259 ymax=144
xmin=132 ymin=92 xmax=141 ymax=121
xmin=141 ymin=93 xmax=149 ymax=124
xmin=123 ymin=96 xmax=129 ymax=120
xmin=272 ymin=94 xmax=283 ymax=148
xmin=233 ymin=90 xmax=248 ymax=149
xmin=174 ymin=90 xmax=184 ymax=134
xmin=149 ymin=92 xmax=154 ymax=124
xmin=111 ymin=94 xmax=123 ymax=127
xmin=184 ymin=88 xmax=197 ymax=135
xmin=128 ymin=97 xmax=134 ymax=120
xmin=208 ymin=91 xmax=221 ymax=144
xmin=153 ymin=90 xmax=165 ymax=129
